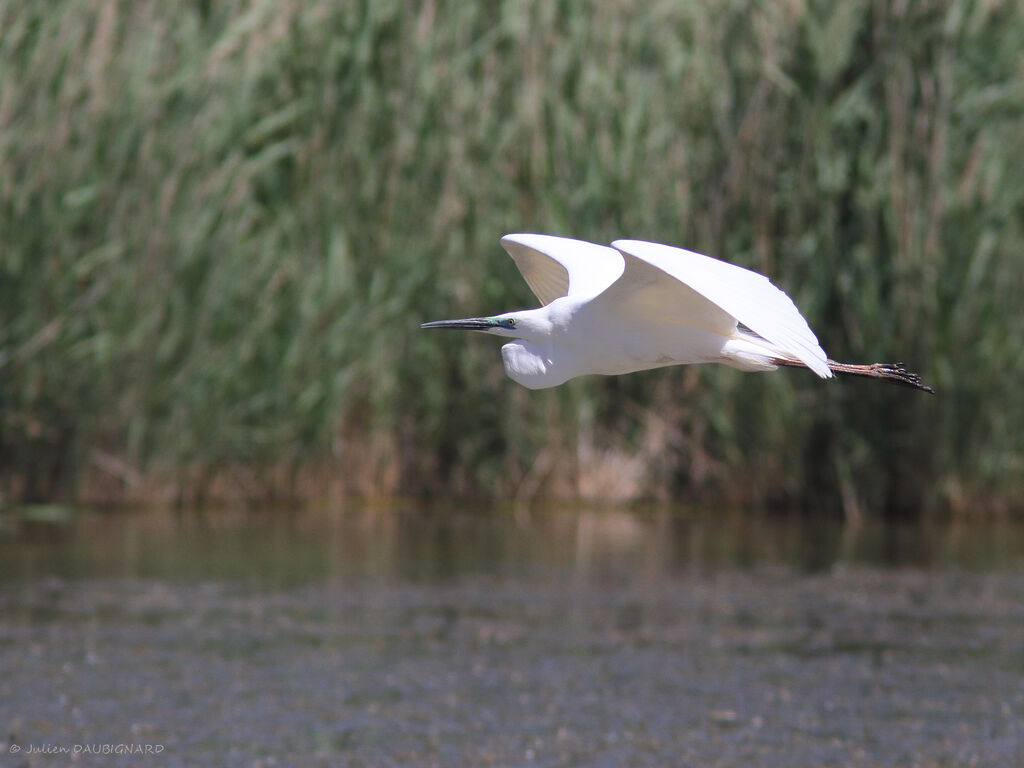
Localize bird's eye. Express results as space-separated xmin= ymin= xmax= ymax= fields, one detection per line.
xmin=507 ymin=318 xmax=516 ymax=328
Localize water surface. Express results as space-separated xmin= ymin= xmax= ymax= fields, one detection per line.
xmin=1 ymin=504 xmax=1022 ymax=767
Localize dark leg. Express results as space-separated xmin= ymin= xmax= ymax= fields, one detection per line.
xmin=772 ymin=358 xmax=934 ymax=393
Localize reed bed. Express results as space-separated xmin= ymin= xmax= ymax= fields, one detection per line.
xmin=1 ymin=0 xmax=1021 ymax=515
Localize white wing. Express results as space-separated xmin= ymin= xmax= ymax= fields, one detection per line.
xmin=611 ymin=240 xmax=831 ymax=378
xmin=500 ymin=234 xmax=625 ymax=306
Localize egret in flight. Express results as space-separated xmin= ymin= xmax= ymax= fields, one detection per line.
xmin=422 ymin=235 xmax=933 ymax=393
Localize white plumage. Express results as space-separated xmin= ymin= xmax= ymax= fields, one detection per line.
xmin=422 ymin=234 xmax=932 ymax=394
xmin=499 ymin=233 xmax=623 ymax=305
xmin=610 ymin=239 xmax=830 ymax=378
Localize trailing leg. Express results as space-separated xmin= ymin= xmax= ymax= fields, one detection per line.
xmin=772 ymin=358 xmax=934 ymax=393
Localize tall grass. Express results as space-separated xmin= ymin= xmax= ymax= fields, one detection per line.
xmin=1 ymin=0 xmax=1021 ymax=514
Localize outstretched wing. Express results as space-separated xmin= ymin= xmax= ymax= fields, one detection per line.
xmin=500 ymin=234 xmax=625 ymax=306
xmin=610 ymin=240 xmax=831 ymax=378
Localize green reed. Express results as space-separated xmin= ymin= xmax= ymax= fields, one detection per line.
xmin=1 ymin=0 xmax=1021 ymax=514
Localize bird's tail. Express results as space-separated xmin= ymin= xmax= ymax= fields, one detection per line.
xmin=772 ymin=358 xmax=934 ymax=393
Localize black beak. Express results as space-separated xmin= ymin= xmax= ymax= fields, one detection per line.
xmin=420 ymin=318 xmax=495 ymax=331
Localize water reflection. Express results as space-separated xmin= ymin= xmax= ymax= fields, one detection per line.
xmin=1 ymin=503 xmax=1021 ymax=584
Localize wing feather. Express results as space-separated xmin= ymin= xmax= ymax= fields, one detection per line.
xmin=500 ymin=234 xmax=624 ymax=306
xmin=612 ymin=240 xmax=831 ymax=378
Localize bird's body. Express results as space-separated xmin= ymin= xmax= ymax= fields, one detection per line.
xmin=496 ymin=295 xmax=768 ymax=389
xmin=423 ymin=234 xmax=932 ymax=393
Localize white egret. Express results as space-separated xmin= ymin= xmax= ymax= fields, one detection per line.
xmin=422 ymin=234 xmax=933 ymax=393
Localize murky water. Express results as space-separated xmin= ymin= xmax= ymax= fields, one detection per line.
xmin=1 ymin=503 xmax=1022 ymax=767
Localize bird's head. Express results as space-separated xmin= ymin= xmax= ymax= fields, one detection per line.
xmin=421 ymin=307 xmax=568 ymax=389
xmin=421 ymin=309 xmax=549 ymax=339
